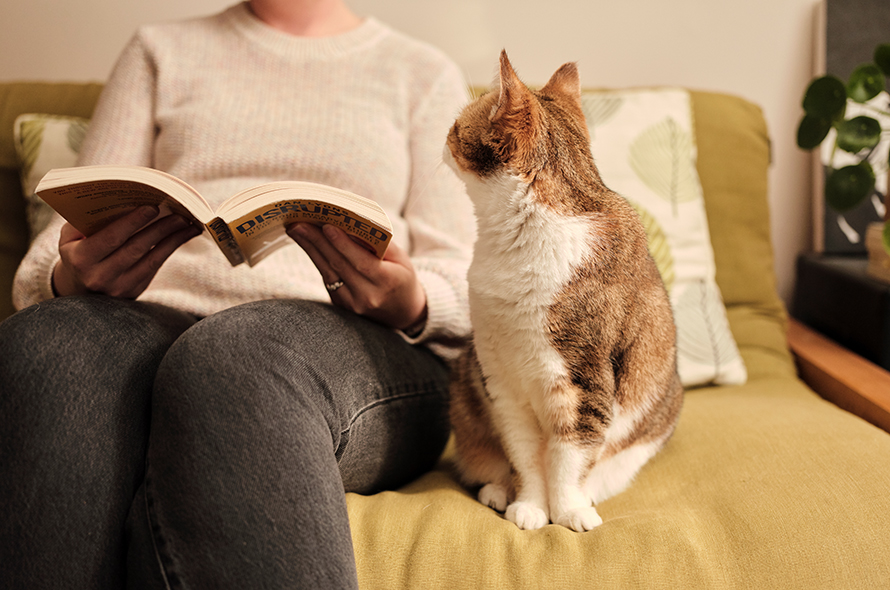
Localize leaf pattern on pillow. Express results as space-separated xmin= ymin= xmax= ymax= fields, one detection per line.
xmin=580 ymin=94 xmax=624 ymax=139
xmin=673 ymin=280 xmax=746 ymax=385
xmin=628 ymin=117 xmax=700 ymax=216
xmin=627 ymin=200 xmax=675 ymax=291
xmin=17 ymin=118 xmax=47 ymax=183
xmin=14 ymin=114 xmax=90 ymax=240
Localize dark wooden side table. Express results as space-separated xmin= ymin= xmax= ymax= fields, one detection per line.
xmin=793 ymin=254 xmax=890 ymax=371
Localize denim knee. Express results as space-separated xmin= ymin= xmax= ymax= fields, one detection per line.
xmin=149 ymin=298 xmax=451 ymax=494
xmin=0 ymin=296 xmax=196 ymax=589
xmin=0 ymin=295 xmax=195 ymax=401
xmin=149 ymin=300 xmax=338 ymax=429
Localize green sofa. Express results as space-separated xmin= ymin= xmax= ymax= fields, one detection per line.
xmin=2 ymin=81 xmax=889 ymax=589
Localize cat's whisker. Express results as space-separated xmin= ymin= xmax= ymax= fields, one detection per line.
xmin=402 ymin=157 xmax=452 ymax=218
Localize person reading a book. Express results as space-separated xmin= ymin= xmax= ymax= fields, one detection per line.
xmin=0 ymin=1 xmax=475 ymax=588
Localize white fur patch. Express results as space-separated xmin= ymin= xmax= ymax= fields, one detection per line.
xmin=604 ymin=402 xmax=648 ymax=447
xmin=578 ymin=401 xmax=664 ymax=504
xmin=448 ymin=151 xmax=628 ymax=528
xmin=461 ymin=168 xmax=597 ymax=407
xmin=584 ymin=439 xmax=663 ymax=505
xmin=548 ymin=438 xmax=596 ymax=519
xmin=454 ymin=164 xmax=604 ymax=521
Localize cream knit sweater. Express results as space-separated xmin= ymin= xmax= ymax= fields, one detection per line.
xmin=13 ymin=3 xmax=476 ymax=350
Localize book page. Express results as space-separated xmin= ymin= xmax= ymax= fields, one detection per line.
xmin=37 ymin=180 xmax=203 ymax=237
xmin=226 ymin=198 xmax=393 ymax=266
xmin=35 ymin=166 xmax=216 ymax=237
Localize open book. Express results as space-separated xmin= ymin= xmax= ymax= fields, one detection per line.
xmin=35 ymin=165 xmax=394 ymax=267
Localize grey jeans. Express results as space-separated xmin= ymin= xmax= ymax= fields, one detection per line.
xmin=0 ymin=296 xmax=451 ymax=589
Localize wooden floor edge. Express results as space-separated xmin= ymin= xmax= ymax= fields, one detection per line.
xmin=787 ymin=318 xmax=890 ymax=433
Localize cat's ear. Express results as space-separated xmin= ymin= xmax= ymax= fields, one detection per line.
xmin=541 ymin=61 xmax=587 ymax=139
xmin=490 ymin=50 xmax=539 ymax=129
xmin=541 ymin=62 xmax=581 ymax=100
xmin=489 ymin=50 xmax=541 ymax=167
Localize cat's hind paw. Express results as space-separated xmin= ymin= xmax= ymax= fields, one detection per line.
xmin=478 ymin=483 xmax=508 ymax=513
xmin=554 ymin=506 xmax=603 ymax=532
xmin=505 ymin=502 xmax=549 ymax=530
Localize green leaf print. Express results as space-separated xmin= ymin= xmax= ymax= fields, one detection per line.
xmin=580 ymin=94 xmax=624 ymax=139
xmin=673 ymin=280 xmax=740 ymax=376
xmin=628 ymin=117 xmax=699 ymax=215
xmin=627 ymin=200 xmax=675 ymax=292
xmin=17 ymin=118 xmax=47 ymax=182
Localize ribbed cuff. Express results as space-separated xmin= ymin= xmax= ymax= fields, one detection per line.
xmin=401 ymin=268 xmax=471 ymax=349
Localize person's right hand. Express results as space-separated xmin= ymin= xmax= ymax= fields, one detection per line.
xmin=52 ymin=205 xmax=202 ymax=299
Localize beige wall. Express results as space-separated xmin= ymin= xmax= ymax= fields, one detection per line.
xmin=1 ymin=0 xmax=820 ymax=304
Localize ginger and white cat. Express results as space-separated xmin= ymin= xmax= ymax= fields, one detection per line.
xmin=444 ymin=51 xmax=683 ymax=532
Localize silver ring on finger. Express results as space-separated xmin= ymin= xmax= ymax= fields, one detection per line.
xmin=325 ymin=280 xmax=344 ymax=293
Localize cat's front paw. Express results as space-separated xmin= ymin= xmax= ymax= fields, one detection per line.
xmin=478 ymin=483 xmax=508 ymax=513
xmin=505 ymin=501 xmax=549 ymax=530
xmin=553 ymin=506 xmax=603 ymax=532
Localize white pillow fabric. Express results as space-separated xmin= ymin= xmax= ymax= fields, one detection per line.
xmin=581 ymin=88 xmax=747 ymax=387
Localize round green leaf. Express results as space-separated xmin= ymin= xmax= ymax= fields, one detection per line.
xmin=847 ymin=64 xmax=885 ymax=103
xmin=796 ymin=114 xmax=832 ymax=149
xmin=825 ymin=162 xmax=875 ymax=212
xmin=836 ymin=115 xmax=882 ymax=153
xmin=802 ymin=75 xmax=847 ymax=119
xmin=875 ymin=44 xmax=890 ymax=77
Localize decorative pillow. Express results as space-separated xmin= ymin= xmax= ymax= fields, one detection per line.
xmin=581 ymin=88 xmax=747 ymax=387
xmin=13 ymin=113 xmax=89 ymax=241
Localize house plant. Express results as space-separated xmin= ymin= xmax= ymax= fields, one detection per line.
xmin=797 ymin=42 xmax=890 ymax=259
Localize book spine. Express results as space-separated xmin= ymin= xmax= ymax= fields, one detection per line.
xmin=206 ymin=218 xmax=245 ymax=266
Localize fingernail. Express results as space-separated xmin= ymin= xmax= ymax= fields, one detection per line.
xmin=322 ymin=224 xmax=338 ymax=239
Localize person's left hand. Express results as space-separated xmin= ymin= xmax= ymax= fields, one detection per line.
xmin=286 ymin=223 xmax=427 ymax=332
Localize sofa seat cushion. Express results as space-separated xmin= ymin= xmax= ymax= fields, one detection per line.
xmin=346 ymin=378 xmax=890 ymax=589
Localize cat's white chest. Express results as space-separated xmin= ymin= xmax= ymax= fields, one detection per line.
xmin=468 ymin=183 xmax=597 ymax=402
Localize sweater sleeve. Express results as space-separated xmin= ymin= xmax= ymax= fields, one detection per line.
xmin=12 ymin=33 xmax=158 ymax=311
xmin=400 ymin=61 xmax=476 ymax=355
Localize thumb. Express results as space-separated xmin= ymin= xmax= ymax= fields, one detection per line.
xmin=59 ymin=222 xmax=86 ymax=245
xmin=382 ymin=240 xmax=412 ymax=266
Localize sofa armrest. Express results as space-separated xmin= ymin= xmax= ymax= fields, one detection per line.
xmin=787 ymin=317 xmax=890 ymax=433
